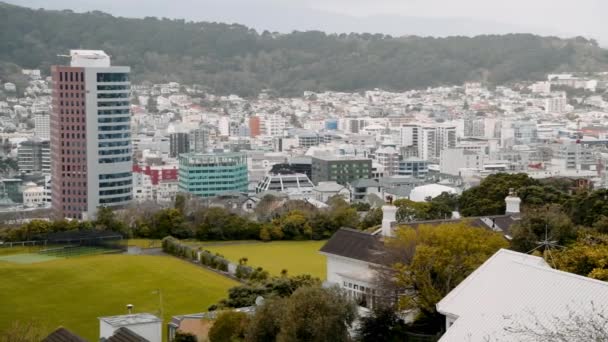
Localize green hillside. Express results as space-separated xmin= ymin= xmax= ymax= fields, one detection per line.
xmin=1 ymin=2 xmax=607 ymax=96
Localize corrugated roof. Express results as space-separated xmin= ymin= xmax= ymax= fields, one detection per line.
xmin=42 ymin=327 xmax=88 ymax=342
xmin=437 ymin=249 xmax=608 ymax=341
xmin=105 ymin=327 xmax=149 ymax=342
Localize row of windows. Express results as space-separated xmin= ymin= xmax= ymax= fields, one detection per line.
xmin=99 ymin=195 xmax=132 ymax=204
xmin=60 ymin=117 xmax=84 ymax=123
xmin=99 ymin=172 xmax=131 ymax=180
xmin=97 ymin=73 xmax=129 ymax=82
xmin=62 ymin=197 xmax=87 ymax=204
xmin=98 ymin=125 xmax=130 ymax=131
xmin=59 ymin=71 xmax=84 ymax=83
xmin=60 ymin=92 xmax=85 ymax=99
xmin=98 ymin=109 xmax=130 ymax=115
xmin=98 ymin=93 xmax=129 ymax=99
xmin=99 ymin=156 xmax=132 ymax=164
xmin=99 ymin=140 xmax=130 ymax=148
xmin=99 ymin=148 xmax=131 ymax=156
xmin=100 ymin=179 xmax=132 ymax=188
xmin=59 ymin=84 xmax=83 ymax=90
xmin=98 ymin=116 xmax=130 ymax=124
xmin=98 ymin=101 xmax=130 ymax=107
xmin=99 ymin=133 xmax=130 ymax=140
xmin=97 ymin=85 xmax=129 ymax=91
xmin=99 ymin=187 xmax=131 ymax=196
xmin=59 ymin=109 xmax=84 ymax=115
xmin=61 ymin=125 xmax=85 ymax=131
xmin=61 ymin=133 xmax=85 ymax=139
xmin=183 ymin=181 xmax=248 ymax=186
xmin=59 ymin=101 xmax=85 ymax=107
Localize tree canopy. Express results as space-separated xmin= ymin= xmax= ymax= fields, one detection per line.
xmin=1 ymin=2 xmax=607 ymax=96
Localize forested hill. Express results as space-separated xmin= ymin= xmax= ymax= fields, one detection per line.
xmin=1 ymin=2 xmax=608 ymax=97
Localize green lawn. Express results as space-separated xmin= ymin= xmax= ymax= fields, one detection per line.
xmin=0 ymin=254 xmax=237 ymax=340
xmin=205 ymin=241 xmax=327 ymax=279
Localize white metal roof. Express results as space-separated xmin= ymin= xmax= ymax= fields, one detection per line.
xmin=437 ymin=249 xmax=608 ymax=342
xmin=409 ymin=184 xmax=456 ymax=202
xmin=98 ymin=313 xmax=161 ymax=327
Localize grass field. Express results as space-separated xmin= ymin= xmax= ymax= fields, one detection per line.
xmin=205 ymin=241 xmax=327 ymax=279
xmin=0 ymin=254 xmax=237 ymax=340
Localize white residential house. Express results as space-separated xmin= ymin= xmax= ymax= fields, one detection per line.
xmin=320 ymin=193 xmax=522 ymax=310
xmin=436 ymin=248 xmax=608 ymax=341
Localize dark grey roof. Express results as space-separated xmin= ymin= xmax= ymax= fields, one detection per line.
xmin=42 ymin=328 xmax=88 ymax=342
xmin=105 ymin=327 xmax=149 ymax=342
xmin=319 ymin=228 xmax=382 ymax=263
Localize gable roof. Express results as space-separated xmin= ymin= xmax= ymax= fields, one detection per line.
xmin=42 ymin=327 xmax=88 ymax=342
xmin=319 ymin=228 xmax=382 ymax=264
xmin=105 ymin=327 xmax=149 ymax=342
xmin=436 ymin=248 xmax=608 ymax=341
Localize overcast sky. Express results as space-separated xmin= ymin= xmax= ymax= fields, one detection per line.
xmin=8 ymin=0 xmax=607 ymax=45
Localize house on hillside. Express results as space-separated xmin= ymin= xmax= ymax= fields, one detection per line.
xmin=319 ymin=192 xmax=523 ymax=309
xmin=436 ymin=248 xmax=608 ymax=341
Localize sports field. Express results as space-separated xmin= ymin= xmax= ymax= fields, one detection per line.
xmin=0 ymin=254 xmax=237 ymax=340
xmin=205 ymin=240 xmax=327 ymax=279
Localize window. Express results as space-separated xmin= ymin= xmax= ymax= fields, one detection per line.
xmin=96 ymin=73 xmax=129 ymax=82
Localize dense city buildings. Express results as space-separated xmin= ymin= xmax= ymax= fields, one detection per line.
xmin=50 ymin=50 xmax=132 ymax=219
xmin=178 ymin=152 xmax=248 ymax=197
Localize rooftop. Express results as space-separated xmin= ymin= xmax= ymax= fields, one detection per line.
xmin=99 ymin=313 xmax=161 ymax=327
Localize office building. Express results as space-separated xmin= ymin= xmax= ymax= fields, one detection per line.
xmin=398 ymin=158 xmax=429 ymax=178
xmin=311 ymin=155 xmax=372 ymax=185
xmin=17 ymin=139 xmax=51 ymax=175
xmin=34 ymin=113 xmax=51 ymax=140
xmin=178 ymin=152 xmax=248 ymax=198
xmin=375 ymin=146 xmax=400 ymax=176
xmin=51 ymin=50 xmax=133 ymax=219
xmin=189 ymin=125 xmax=211 ymax=153
xmin=169 ymin=132 xmax=190 ymax=158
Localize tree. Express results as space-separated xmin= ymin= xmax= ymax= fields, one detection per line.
xmin=553 ymin=232 xmax=608 ymax=281
xmin=509 ymin=204 xmax=577 ymax=253
xmin=245 ymin=298 xmax=288 ymax=342
xmin=95 ymin=207 xmax=128 ymax=235
xmin=174 ymin=193 xmax=186 ymax=214
xmin=458 ymin=173 xmax=539 ymax=216
xmin=359 ymin=208 xmax=383 ymax=230
xmin=566 ymin=189 xmax=608 ymax=227
xmin=277 ymin=286 xmax=357 ymax=342
xmin=246 ymin=286 xmax=357 ymax=342
xmin=209 ymin=311 xmax=249 ymax=342
xmin=383 ymin=222 xmax=508 ymax=327
xmin=356 ymin=305 xmax=408 ymax=342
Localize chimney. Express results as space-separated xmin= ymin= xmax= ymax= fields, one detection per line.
xmin=505 ymin=188 xmax=521 ymax=215
xmin=382 ymin=204 xmax=397 ymax=237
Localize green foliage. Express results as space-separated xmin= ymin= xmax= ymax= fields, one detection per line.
xmin=458 ymin=173 xmax=539 ymax=216
xmin=351 ymin=202 xmax=371 ymax=212
xmin=245 ymin=286 xmax=356 ymax=342
xmin=356 ymin=305 xmax=408 ymax=342
xmin=554 ymin=231 xmax=608 ymax=281
xmin=393 ymin=198 xmax=452 ymax=222
xmin=359 ymin=208 xmax=383 ymax=230
xmin=509 ymin=204 xmax=577 ymax=253
xmin=565 ymin=189 xmax=608 ymax=227
xmin=209 ymin=311 xmax=249 ymax=342
xmin=216 ymin=274 xmax=321 ymax=309
xmin=3 ymin=3 xmax=606 ymax=96
xmin=388 ymin=222 xmax=508 ymax=316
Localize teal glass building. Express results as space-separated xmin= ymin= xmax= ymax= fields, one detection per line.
xmin=178 ymin=152 xmax=248 ymax=197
